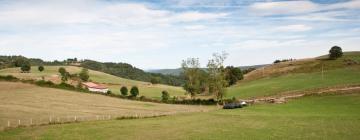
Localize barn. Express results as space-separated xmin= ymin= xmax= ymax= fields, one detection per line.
xmin=82 ymin=82 xmax=109 ymax=93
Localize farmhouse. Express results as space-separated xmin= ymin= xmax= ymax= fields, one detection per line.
xmin=82 ymin=82 xmax=108 ymax=93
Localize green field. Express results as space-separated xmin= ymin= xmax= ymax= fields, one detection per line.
xmin=227 ymin=67 xmax=360 ymax=99
xmin=0 ymin=66 xmax=186 ymax=99
xmin=1 ymin=94 xmax=359 ymax=140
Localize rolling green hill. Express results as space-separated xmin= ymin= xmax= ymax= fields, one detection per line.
xmin=0 ymin=66 xmax=186 ymax=99
xmin=227 ymin=52 xmax=360 ymax=99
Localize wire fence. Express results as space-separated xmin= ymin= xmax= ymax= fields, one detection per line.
xmin=0 ymin=111 xmax=192 ymax=131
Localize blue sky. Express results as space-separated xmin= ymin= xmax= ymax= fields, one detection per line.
xmin=0 ymin=0 xmax=359 ymax=69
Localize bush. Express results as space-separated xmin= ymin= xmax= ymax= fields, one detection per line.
xmin=107 ymin=90 xmax=112 ymax=94
xmin=38 ymin=66 xmax=44 ymax=72
xmin=120 ymin=86 xmax=128 ymax=96
xmin=329 ymin=46 xmax=343 ymax=60
xmin=161 ymin=90 xmax=170 ymax=102
xmin=130 ymin=86 xmax=139 ymax=97
xmin=0 ymin=75 xmax=19 ymax=81
xmin=35 ymin=80 xmax=55 ymax=87
xmin=20 ymin=63 xmax=31 ymax=72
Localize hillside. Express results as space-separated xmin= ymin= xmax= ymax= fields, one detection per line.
xmin=227 ymin=52 xmax=360 ymax=99
xmin=0 ymin=82 xmax=209 ymax=129
xmin=1 ymin=93 xmax=359 ymax=139
xmin=0 ymin=66 xmax=186 ymax=99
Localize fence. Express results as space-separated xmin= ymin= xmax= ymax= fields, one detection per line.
xmin=0 ymin=111 xmax=188 ymax=131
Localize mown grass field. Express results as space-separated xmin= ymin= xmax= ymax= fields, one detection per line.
xmin=1 ymin=94 xmax=359 ymax=140
xmin=227 ymin=67 xmax=360 ymax=99
xmin=0 ymin=66 xmax=186 ymax=99
xmin=0 ymin=82 xmax=209 ymax=129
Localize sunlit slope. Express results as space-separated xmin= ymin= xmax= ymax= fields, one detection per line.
xmin=0 ymin=66 xmax=185 ymax=98
xmin=1 ymin=94 xmax=359 ymax=139
xmin=227 ymin=52 xmax=360 ymax=99
xmin=0 ymin=82 xmax=207 ymax=128
xmin=245 ymin=51 xmax=360 ymax=81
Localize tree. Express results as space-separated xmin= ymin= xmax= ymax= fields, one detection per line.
xmin=120 ymin=86 xmax=128 ymax=96
xmin=38 ymin=66 xmax=44 ymax=72
xmin=207 ymin=51 xmax=228 ymax=101
xmin=161 ymin=90 xmax=170 ymax=102
xmin=329 ymin=46 xmax=343 ymax=60
xmin=79 ymin=68 xmax=90 ymax=81
xmin=273 ymin=60 xmax=281 ymax=64
xmin=20 ymin=62 xmax=31 ymax=72
xmin=181 ymin=58 xmax=203 ymax=98
xmin=150 ymin=76 xmax=160 ymax=84
xmin=130 ymin=86 xmax=139 ymax=97
xmin=225 ymin=66 xmax=243 ymax=86
xmin=58 ymin=67 xmax=69 ymax=83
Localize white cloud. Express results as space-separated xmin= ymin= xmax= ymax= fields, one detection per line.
xmin=184 ymin=25 xmax=206 ymax=30
xmin=230 ymin=39 xmax=306 ymax=50
xmin=249 ymin=1 xmax=319 ymax=15
xmin=274 ymin=24 xmax=312 ymax=32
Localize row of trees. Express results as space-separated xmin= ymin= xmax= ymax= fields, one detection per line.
xmin=181 ymin=52 xmax=243 ymax=101
xmin=120 ymin=86 xmax=139 ymax=97
xmin=58 ymin=67 xmax=90 ymax=83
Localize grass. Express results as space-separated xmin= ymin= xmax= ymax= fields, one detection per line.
xmin=0 ymin=66 xmax=186 ymax=99
xmin=227 ymin=67 xmax=360 ymax=99
xmin=0 ymin=82 xmax=210 ymax=129
xmin=1 ymin=94 xmax=359 ymax=140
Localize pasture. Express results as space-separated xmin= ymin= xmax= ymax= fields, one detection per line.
xmin=1 ymin=94 xmax=359 ymax=139
xmin=0 ymin=66 xmax=186 ymax=99
xmin=227 ymin=67 xmax=360 ymax=99
xmin=0 ymin=82 xmax=210 ymax=129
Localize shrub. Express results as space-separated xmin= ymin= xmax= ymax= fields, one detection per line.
xmin=38 ymin=66 xmax=44 ymax=72
xmin=35 ymin=80 xmax=55 ymax=87
xmin=329 ymin=46 xmax=343 ymax=60
xmin=79 ymin=68 xmax=89 ymax=82
xmin=107 ymin=90 xmax=112 ymax=94
xmin=273 ymin=60 xmax=281 ymax=64
xmin=120 ymin=86 xmax=128 ymax=96
xmin=20 ymin=63 xmax=31 ymax=72
xmin=0 ymin=75 xmax=19 ymax=81
xmin=130 ymin=86 xmax=139 ymax=97
xmin=161 ymin=90 xmax=170 ymax=102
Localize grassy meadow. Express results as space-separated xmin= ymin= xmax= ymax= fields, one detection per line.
xmin=227 ymin=67 xmax=360 ymax=99
xmin=0 ymin=66 xmax=186 ymax=99
xmin=1 ymin=94 xmax=359 ymax=140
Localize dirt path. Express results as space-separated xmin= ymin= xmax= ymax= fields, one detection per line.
xmin=243 ymin=85 xmax=360 ymax=104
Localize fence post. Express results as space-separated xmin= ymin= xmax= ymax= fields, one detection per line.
xmin=7 ymin=121 xmax=10 ymax=127
xmin=30 ymin=118 xmax=32 ymax=125
xmin=18 ymin=120 xmax=21 ymax=126
xmin=75 ymin=116 xmax=77 ymax=121
xmin=49 ymin=116 xmax=52 ymax=123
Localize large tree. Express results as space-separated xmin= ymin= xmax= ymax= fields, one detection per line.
xmin=329 ymin=46 xmax=343 ymax=60
xmin=225 ymin=66 xmax=243 ymax=86
xmin=58 ymin=67 xmax=69 ymax=83
xmin=20 ymin=61 xmax=31 ymax=72
xmin=207 ymin=52 xmax=228 ymax=101
xmin=79 ymin=68 xmax=90 ymax=81
xmin=181 ymin=58 xmax=203 ymax=98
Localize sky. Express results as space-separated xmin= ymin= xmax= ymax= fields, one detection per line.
xmin=0 ymin=0 xmax=359 ymax=69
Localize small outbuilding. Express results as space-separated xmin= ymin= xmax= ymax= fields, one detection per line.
xmin=82 ymin=82 xmax=108 ymax=93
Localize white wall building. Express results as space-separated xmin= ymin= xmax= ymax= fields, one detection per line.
xmin=82 ymin=82 xmax=109 ymax=93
